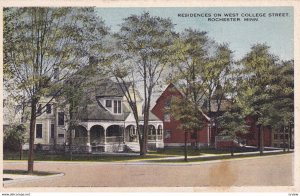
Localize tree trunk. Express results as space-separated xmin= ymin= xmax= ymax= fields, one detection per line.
xmin=69 ymin=106 xmax=74 ymax=161
xmin=28 ymin=98 xmax=38 ymax=174
xmin=231 ymin=139 xmax=234 ymax=156
xmin=53 ymin=104 xmax=57 ymax=151
xmin=283 ymin=127 xmax=286 ymax=152
xmin=139 ymin=141 xmax=144 ymax=156
xmin=288 ymin=123 xmax=291 ymax=152
xmin=142 ymin=117 xmax=149 ymax=156
xmin=259 ymin=125 xmax=264 ymax=156
xmin=138 ymin=126 xmax=145 ymax=156
xmin=69 ymin=128 xmax=73 ymax=161
xmin=184 ymin=131 xmax=188 ymax=162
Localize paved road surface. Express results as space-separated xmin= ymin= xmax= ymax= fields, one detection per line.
xmin=3 ymin=153 xmax=293 ymax=187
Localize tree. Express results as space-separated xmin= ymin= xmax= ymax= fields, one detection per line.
xmin=3 ymin=7 xmax=108 ymax=173
xmin=168 ymin=29 xmax=212 ymax=161
xmin=61 ymin=66 xmax=97 ymax=160
xmin=115 ymin=12 xmax=175 ymax=155
xmin=168 ymin=29 xmax=234 ymax=160
xmin=264 ymin=60 xmax=294 ymax=151
xmin=239 ymin=43 xmax=280 ymax=155
xmin=215 ymin=103 xmax=248 ymax=156
xmin=170 ymin=97 xmax=205 ymax=161
xmin=4 ymin=124 xmax=27 ymax=160
xmin=109 ymin=60 xmax=143 ymax=155
xmin=201 ymin=43 xmax=233 ymax=118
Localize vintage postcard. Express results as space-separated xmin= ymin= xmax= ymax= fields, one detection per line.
xmin=0 ymin=0 xmax=299 ymax=195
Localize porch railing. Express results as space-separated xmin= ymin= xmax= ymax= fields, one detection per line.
xmin=91 ymin=138 xmax=105 ymax=146
xmin=106 ymin=136 xmax=123 ymax=143
xmin=148 ymin=135 xmax=163 ymax=141
xmin=73 ymin=137 xmax=88 ymax=145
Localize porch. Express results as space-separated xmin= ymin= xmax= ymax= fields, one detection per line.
xmin=67 ymin=123 xmax=164 ymax=153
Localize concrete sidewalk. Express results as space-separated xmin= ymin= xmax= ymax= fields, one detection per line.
xmin=124 ymin=148 xmax=292 ymax=162
xmin=3 ymin=172 xmax=64 ymax=185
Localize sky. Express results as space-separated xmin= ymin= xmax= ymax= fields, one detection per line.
xmin=96 ymin=7 xmax=293 ymax=61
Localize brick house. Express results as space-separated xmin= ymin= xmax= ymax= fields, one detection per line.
xmin=151 ymin=83 xmax=283 ymax=149
xmin=151 ymin=83 xmax=211 ymax=148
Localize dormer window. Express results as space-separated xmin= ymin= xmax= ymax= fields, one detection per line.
xmin=106 ymin=100 xmax=112 ymax=107
xmin=113 ymin=100 xmax=122 ymax=114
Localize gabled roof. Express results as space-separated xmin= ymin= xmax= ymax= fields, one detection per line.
xmin=77 ymin=78 xmax=131 ymax=121
xmin=95 ymin=79 xmax=130 ymax=98
xmin=152 ymin=83 xmax=210 ymax=122
xmin=78 ymin=100 xmax=131 ymax=121
xmin=153 ymin=83 xmax=184 ymax=105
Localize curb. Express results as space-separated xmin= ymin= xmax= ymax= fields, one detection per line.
xmin=3 ymin=172 xmax=65 ymax=186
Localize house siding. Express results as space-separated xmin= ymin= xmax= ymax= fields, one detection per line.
xmin=152 ymin=84 xmax=210 ymax=147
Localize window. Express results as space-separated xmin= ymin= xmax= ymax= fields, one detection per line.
xmin=114 ymin=100 xmax=117 ymax=113
xmin=285 ymin=134 xmax=289 ymax=139
xmin=165 ymin=99 xmax=171 ymax=108
xmin=106 ymin=100 xmax=112 ymax=107
xmin=118 ymin=100 xmax=121 ymax=113
xmin=274 ymin=134 xmax=278 ymax=140
xmin=113 ymin=100 xmax=122 ymax=114
xmin=58 ymin=134 xmax=64 ymax=138
xmin=191 ymin=131 xmax=197 ymax=139
xmin=280 ymin=143 xmax=284 ymax=148
xmin=164 ymin=112 xmax=171 ymax=122
xmin=36 ymin=124 xmax=43 ymax=138
xmin=58 ymin=112 xmax=64 ymax=126
xmin=157 ymin=126 xmax=162 ymax=135
xmin=164 ymin=130 xmax=171 ymax=139
xmin=149 ymin=126 xmax=156 ymax=135
xmin=50 ymin=124 xmax=55 ymax=139
xmin=46 ymin=104 xmax=52 ymax=114
xmin=129 ymin=126 xmax=136 ymax=135
xmin=3 ymin=99 xmax=7 ymax=107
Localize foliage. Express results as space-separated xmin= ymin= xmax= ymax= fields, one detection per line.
xmin=215 ymin=102 xmax=248 ymax=140
xmin=238 ymin=44 xmax=280 ymax=125
xmin=114 ymin=12 xmax=175 ymax=155
xmin=4 ymin=7 xmax=108 ymax=107
xmin=170 ymin=96 xmax=205 ymax=133
xmin=237 ymin=43 xmax=294 ymax=153
xmin=3 ymin=7 xmax=108 ymax=172
xmin=4 ymin=124 xmax=26 ymax=152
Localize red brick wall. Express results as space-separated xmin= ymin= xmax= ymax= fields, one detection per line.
xmin=152 ymin=84 xmax=273 ymax=148
xmin=240 ymin=116 xmax=272 ymax=147
xmin=151 ymin=84 xmax=209 ymax=145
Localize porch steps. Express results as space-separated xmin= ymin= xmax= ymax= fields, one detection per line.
xmin=125 ymin=143 xmax=140 ymax=152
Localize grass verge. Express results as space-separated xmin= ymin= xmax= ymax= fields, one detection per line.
xmin=3 ymin=151 xmax=166 ymax=162
xmin=147 ymin=151 xmax=293 ymax=163
xmin=3 ymin=169 xmax=60 ymax=176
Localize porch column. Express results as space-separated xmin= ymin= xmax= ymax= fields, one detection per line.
xmin=123 ymin=125 xmax=125 ymax=143
xmin=104 ymin=128 xmax=107 ymax=144
xmin=87 ymin=129 xmax=91 ymax=153
xmin=156 ymin=125 xmax=158 ymax=142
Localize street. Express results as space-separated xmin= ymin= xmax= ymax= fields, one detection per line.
xmin=3 ymin=153 xmax=293 ymax=187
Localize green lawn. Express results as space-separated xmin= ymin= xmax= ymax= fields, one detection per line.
xmin=3 ymin=169 xmax=59 ymax=176
xmin=3 ymin=151 xmax=165 ymax=162
xmin=149 ymin=146 xmax=257 ymax=156
xmin=3 ymin=147 xmax=288 ymax=162
xmin=148 ymin=151 xmax=293 ymax=163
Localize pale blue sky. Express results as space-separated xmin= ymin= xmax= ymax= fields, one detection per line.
xmin=96 ymin=7 xmax=293 ymax=61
